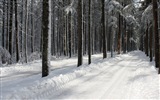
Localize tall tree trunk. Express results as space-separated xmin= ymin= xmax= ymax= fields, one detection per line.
xmin=51 ymin=0 xmax=55 ymax=56
xmin=149 ymin=26 xmax=153 ymax=62
xmin=69 ymin=12 xmax=72 ymax=58
xmin=2 ymin=0 xmax=5 ymax=48
xmin=6 ymin=0 xmax=9 ymax=50
xmin=88 ymin=0 xmax=91 ymax=64
xmin=123 ymin=21 xmax=127 ymax=53
xmin=20 ymin=0 xmax=24 ymax=58
xmin=152 ymin=0 xmax=160 ymax=72
xmin=14 ymin=0 xmax=20 ymax=62
xmin=77 ymin=0 xmax=83 ymax=67
xmin=24 ymin=0 xmax=28 ymax=63
xmin=9 ymin=0 xmax=13 ymax=59
xmin=102 ymin=0 xmax=107 ymax=59
xmin=145 ymin=23 xmax=149 ymax=56
xmin=31 ymin=0 xmax=34 ymax=53
xmin=42 ymin=0 xmax=50 ymax=77
xmin=64 ymin=15 xmax=67 ymax=56
xmin=117 ymin=14 xmax=121 ymax=54
xmin=83 ymin=3 xmax=86 ymax=55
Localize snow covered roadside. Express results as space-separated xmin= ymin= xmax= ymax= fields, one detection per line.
xmin=1 ymin=54 xmax=117 ymax=99
xmin=1 ymin=51 xmax=159 ymax=99
xmin=1 ymin=53 xmax=104 ymax=99
xmin=126 ymin=54 xmax=160 ymax=99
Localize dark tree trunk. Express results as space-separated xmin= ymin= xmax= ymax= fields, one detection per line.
xmin=42 ymin=0 xmax=50 ymax=77
xmin=127 ymin=27 xmax=130 ymax=52
xmin=24 ymin=0 xmax=28 ymax=63
xmin=83 ymin=3 xmax=86 ymax=55
xmin=123 ymin=21 xmax=127 ymax=53
xmin=152 ymin=0 xmax=160 ymax=72
xmin=140 ymin=36 xmax=144 ymax=52
xmin=20 ymin=0 xmax=24 ymax=57
xmin=102 ymin=0 xmax=107 ymax=59
xmin=14 ymin=0 xmax=20 ymax=62
xmin=77 ymin=0 xmax=83 ymax=67
xmin=2 ymin=0 xmax=5 ymax=48
xmin=69 ymin=12 xmax=72 ymax=58
xmin=88 ymin=0 xmax=91 ymax=64
xmin=9 ymin=0 xmax=13 ymax=57
xmin=117 ymin=14 xmax=121 ymax=54
xmin=149 ymin=26 xmax=153 ymax=62
xmin=6 ymin=0 xmax=9 ymax=50
xmin=31 ymin=0 xmax=34 ymax=53
xmin=145 ymin=24 xmax=149 ymax=56
xmin=100 ymin=26 xmax=103 ymax=52
xmin=107 ymin=27 xmax=111 ymax=52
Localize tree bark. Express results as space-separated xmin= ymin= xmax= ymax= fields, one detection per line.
xmin=2 ymin=0 xmax=5 ymax=48
xmin=69 ymin=11 xmax=72 ymax=58
xmin=6 ymin=0 xmax=9 ymax=51
xmin=77 ymin=0 xmax=83 ymax=67
xmin=31 ymin=0 xmax=34 ymax=53
xmin=9 ymin=0 xmax=13 ymax=58
xmin=123 ymin=21 xmax=127 ymax=53
xmin=149 ymin=26 xmax=153 ymax=62
xmin=145 ymin=24 xmax=149 ymax=56
xmin=42 ymin=0 xmax=50 ymax=77
xmin=88 ymin=0 xmax=91 ymax=64
xmin=14 ymin=0 xmax=20 ymax=62
xmin=102 ymin=0 xmax=107 ymax=59
xmin=152 ymin=0 xmax=159 ymax=72
xmin=117 ymin=14 xmax=121 ymax=54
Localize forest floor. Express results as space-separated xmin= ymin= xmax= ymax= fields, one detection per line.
xmin=1 ymin=51 xmax=159 ymax=99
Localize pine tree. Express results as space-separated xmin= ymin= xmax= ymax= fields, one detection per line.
xmin=77 ymin=0 xmax=83 ymax=67
xmin=152 ymin=0 xmax=160 ymax=73
xmin=24 ymin=0 xmax=28 ymax=63
xmin=42 ymin=0 xmax=50 ymax=77
xmin=149 ymin=26 xmax=153 ymax=62
xmin=117 ymin=14 xmax=121 ymax=54
xmin=31 ymin=0 xmax=35 ymax=53
xmin=9 ymin=0 xmax=13 ymax=60
xmin=102 ymin=0 xmax=107 ymax=59
xmin=2 ymin=0 xmax=5 ymax=48
xmin=88 ymin=0 xmax=91 ymax=64
xmin=14 ymin=0 xmax=20 ymax=62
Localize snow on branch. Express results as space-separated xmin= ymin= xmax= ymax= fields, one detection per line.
xmin=121 ymin=3 xmax=140 ymax=27
xmin=64 ymin=0 xmax=76 ymax=15
xmin=105 ymin=0 xmax=110 ymax=4
xmin=130 ymin=37 xmax=138 ymax=44
xmin=106 ymin=0 xmax=123 ymax=29
xmin=108 ymin=16 xmax=118 ymax=28
xmin=110 ymin=0 xmax=123 ymax=9
xmin=141 ymin=4 xmax=153 ymax=29
xmin=142 ymin=4 xmax=153 ymax=20
xmin=106 ymin=0 xmax=123 ymax=14
xmin=125 ymin=15 xmax=138 ymax=26
xmin=123 ymin=3 xmax=135 ymax=16
xmin=108 ymin=16 xmax=117 ymax=23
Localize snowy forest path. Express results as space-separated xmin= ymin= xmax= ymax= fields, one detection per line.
xmin=1 ymin=51 xmax=159 ymax=99
xmin=45 ymin=53 xmax=140 ymax=99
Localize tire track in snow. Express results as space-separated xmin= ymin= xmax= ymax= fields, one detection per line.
xmin=31 ymin=57 xmax=126 ymax=99
xmin=100 ymin=56 xmax=133 ymax=99
xmin=44 ymin=56 xmax=131 ymax=99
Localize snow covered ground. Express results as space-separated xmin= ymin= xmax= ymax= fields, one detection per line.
xmin=0 ymin=51 xmax=159 ymax=99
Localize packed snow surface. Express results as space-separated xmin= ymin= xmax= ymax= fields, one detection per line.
xmin=0 ymin=51 xmax=159 ymax=99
